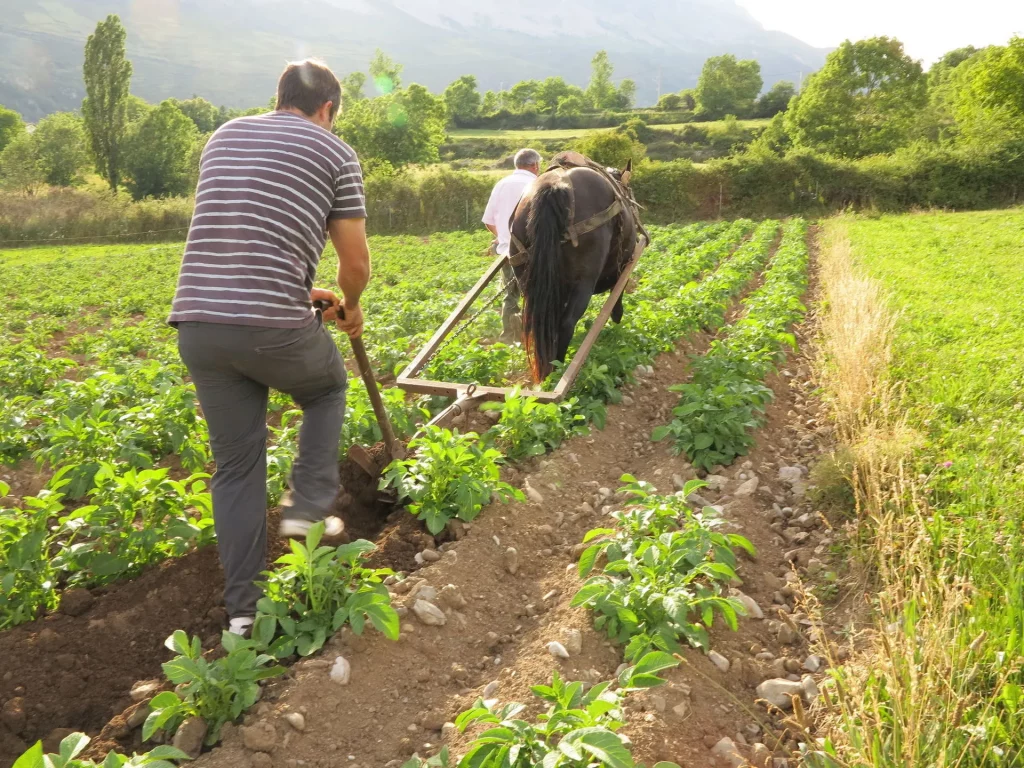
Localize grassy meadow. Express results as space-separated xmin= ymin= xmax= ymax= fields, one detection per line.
xmin=814 ymin=209 xmax=1024 ymax=766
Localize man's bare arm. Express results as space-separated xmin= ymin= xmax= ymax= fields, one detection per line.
xmin=328 ymin=217 xmax=371 ymax=337
xmin=484 ymin=223 xmax=498 ymax=236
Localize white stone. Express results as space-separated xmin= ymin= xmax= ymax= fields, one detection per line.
xmin=704 ymin=474 xmax=730 ymax=492
xmin=285 ymin=712 xmax=306 ymax=732
xmin=777 ymin=466 xmax=804 ymax=485
xmin=731 ymin=590 xmax=765 ymax=620
xmin=330 ymin=656 xmax=351 ymax=685
xmin=803 ymin=655 xmax=824 ymax=673
xmin=562 ymin=629 xmax=583 ymax=656
xmin=525 ymin=483 xmax=544 ymax=504
xmin=708 ymin=651 xmax=730 ymax=673
xmin=504 ymin=547 xmax=519 ymax=575
xmin=130 ymin=680 xmax=162 ymax=702
xmin=734 ymin=477 xmax=760 ymax=497
xmin=801 ymin=674 xmax=820 ymax=701
xmin=413 ymin=600 xmax=447 ymax=626
xmin=546 ymin=641 xmax=570 ymax=659
xmin=482 ymin=680 xmax=499 ymax=699
xmin=710 ymin=736 xmax=745 ymax=768
xmin=756 ymin=678 xmax=805 ymax=709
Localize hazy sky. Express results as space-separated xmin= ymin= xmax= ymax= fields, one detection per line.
xmin=736 ymin=0 xmax=1024 ymax=64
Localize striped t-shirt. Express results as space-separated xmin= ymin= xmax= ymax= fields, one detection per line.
xmin=168 ymin=110 xmax=366 ymax=328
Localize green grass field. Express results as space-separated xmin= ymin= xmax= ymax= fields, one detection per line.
xmin=447 ymin=118 xmax=769 ymax=141
xmin=821 ymin=208 xmax=1024 ymax=766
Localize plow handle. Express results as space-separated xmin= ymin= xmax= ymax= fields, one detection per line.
xmin=314 ymin=299 xmax=405 ymax=462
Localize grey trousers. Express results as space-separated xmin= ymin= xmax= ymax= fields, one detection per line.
xmin=177 ymin=317 xmax=347 ymax=619
xmin=500 ymin=262 xmax=522 ymax=341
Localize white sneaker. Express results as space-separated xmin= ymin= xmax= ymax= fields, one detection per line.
xmin=279 ymin=516 xmax=345 ymax=539
xmin=228 ymin=616 xmax=254 ymax=636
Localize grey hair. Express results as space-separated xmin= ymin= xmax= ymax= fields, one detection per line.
xmin=514 ymin=148 xmax=542 ymax=169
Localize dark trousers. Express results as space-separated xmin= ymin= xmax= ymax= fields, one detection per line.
xmin=177 ymin=317 xmax=347 ymax=618
xmin=500 ymin=262 xmax=522 ymax=341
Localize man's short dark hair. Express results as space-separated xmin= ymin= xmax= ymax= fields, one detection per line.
xmin=276 ymin=59 xmax=342 ymax=121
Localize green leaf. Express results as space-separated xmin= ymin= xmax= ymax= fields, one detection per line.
xmin=693 ymin=433 xmax=714 ymax=450
xmin=12 ymin=741 xmax=44 ymax=768
xmin=576 ymin=729 xmax=634 ymax=768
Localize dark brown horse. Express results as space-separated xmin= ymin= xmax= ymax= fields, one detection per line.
xmin=509 ymin=156 xmax=641 ymax=382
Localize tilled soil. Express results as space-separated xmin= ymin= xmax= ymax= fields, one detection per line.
xmin=1 ymin=245 xmax=843 ymax=768
xmin=191 ymin=275 xmax=841 ymax=768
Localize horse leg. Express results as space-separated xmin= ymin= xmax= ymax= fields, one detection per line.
xmin=611 ymin=294 xmax=624 ymax=324
xmin=556 ymin=283 xmax=595 ymax=364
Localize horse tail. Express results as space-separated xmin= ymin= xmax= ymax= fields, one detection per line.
xmin=522 ymin=177 xmax=571 ymax=382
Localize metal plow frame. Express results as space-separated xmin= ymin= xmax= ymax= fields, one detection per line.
xmin=395 ymin=238 xmax=646 ymax=424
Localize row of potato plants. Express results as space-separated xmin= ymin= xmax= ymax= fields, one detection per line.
xmin=653 ymin=219 xmax=810 ymax=470
xmin=383 ymin=226 xmax=788 ymax=767
xmin=4 ymin=221 xmax=782 ymax=763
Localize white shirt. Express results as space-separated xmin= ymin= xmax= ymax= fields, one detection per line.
xmin=482 ymin=169 xmax=537 ymax=256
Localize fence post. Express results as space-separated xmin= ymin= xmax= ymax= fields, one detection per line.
xmin=718 ymin=181 xmax=723 ymax=220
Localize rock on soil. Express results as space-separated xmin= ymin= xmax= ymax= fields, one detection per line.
xmin=755 ymin=678 xmax=806 ymax=709
xmin=330 ymin=656 xmax=351 ymax=685
xmin=1 ymin=698 xmax=26 ymax=734
xmin=284 ymin=712 xmax=306 ymax=732
xmin=130 ymin=680 xmax=163 ymax=702
xmin=711 ymin=736 xmax=745 ymax=767
xmin=503 ymin=547 xmax=519 ymax=575
xmin=172 ymin=717 xmax=208 ymax=759
xmin=777 ymin=466 xmax=804 ymax=485
xmin=240 ymin=721 xmax=277 ymax=752
xmin=731 ymin=590 xmax=764 ymax=619
xmin=562 ymin=628 xmax=583 ymax=655
xmin=733 ymin=477 xmax=759 ymax=497
xmin=546 ymin=641 xmax=570 ymax=660
xmin=412 ymin=600 xmax=447 ymax=626
xmin=708 ymin=651 xmax=730 ymax=673
xmin=59 ymin=588 xmax=94 ymax=617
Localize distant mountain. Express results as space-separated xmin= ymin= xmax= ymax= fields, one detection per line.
xmin=0 ymin=0 xmax=829 ymax=121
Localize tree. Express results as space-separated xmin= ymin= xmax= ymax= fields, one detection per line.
xmin=587 ymin=50 xmax=616 ymax=109
xmin=122 ymin=100 xmax=198 ymax=199
xmin=506 ymin=80 xmax=540 ymax=113
xmin=754 ymin=81 xmax=796 ymax=118
xmin=337 ymin=85 xmax=446 ymax=167
xmin=574 ymin=126 xmax=646 ymax=167
xmin=481 ymin=90 xmax=499 ymax=115
xmin=33 ymin=112 xmax=90 ymax=186
xmin=443 ymin=75 xmax=481 ymax=125
xmin=695 ymin=54 xmax=763 ymax=119
xmin=534 ymin=78 xmax=584 ymax=115
xmin=82 ymin=14 xmax=133 ymax=192
xmin=0 ymin=105 xmax=25 ymax=154
xmin=656 ymin=93 xmax=683 ymax=111
xmin=170 ymin=97 xmax=221 ymax=133
xmin=0 ymin=134 xmax=43 ymax=194
xmin=557 ymin=94 xmax=586 ymax=118
xmin=369 ymin=49 xmax=403 ymax=94
xmin=951 ymin=37 xmax=1024 ymax=146
xmin=786 ymin=37 xmax=927 ymax=158
xmin=929 ymin=46 xmax=981 ymax=89
xmin=609 ymin=79 xmax=637 ymax=110
xmin=679 ymin=89 xmax=697 ymax=111
xmin=341 ymin=72 xmax=367 ymax=105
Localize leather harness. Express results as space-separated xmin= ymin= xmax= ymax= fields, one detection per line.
xmin=507 ymin=152 xmax=644 ymax=268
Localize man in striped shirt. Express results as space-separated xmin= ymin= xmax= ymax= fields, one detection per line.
xmin=169 ymin=59 xmax=369 ymax=636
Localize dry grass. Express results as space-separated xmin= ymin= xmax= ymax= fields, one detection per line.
xmin=807 ymin=217 xmax=1022 ymax=768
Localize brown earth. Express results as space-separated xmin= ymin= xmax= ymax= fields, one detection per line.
xmin=0 ymin=240 xmax=845 ymax=768
xmin=190 ymin=272 xmax=842 ymax=767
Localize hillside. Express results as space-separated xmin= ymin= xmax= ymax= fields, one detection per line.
xmin=0 ymin=0 xmax=829 ymax=120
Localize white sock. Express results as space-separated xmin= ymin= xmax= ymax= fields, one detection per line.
xmin=229 ymin=616 xmax=254 ymax=635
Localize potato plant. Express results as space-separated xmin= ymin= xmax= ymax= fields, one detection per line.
xmin=573 ymin=477 xmax=754 ymax=660
xmin=402 ymin=652 xmax=683 ymax=768
xmin=653 ymin=219 xmax=809 ymax=468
